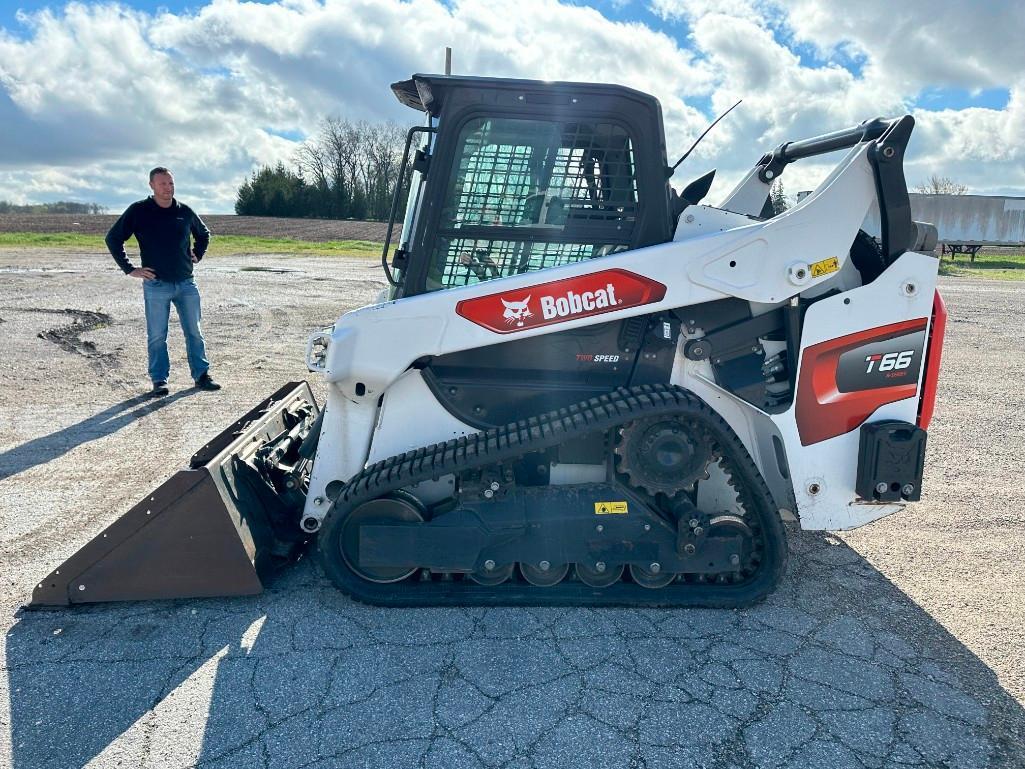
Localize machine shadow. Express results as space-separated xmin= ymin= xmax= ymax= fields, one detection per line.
xmin=0 ymin=390 xmax=198 ymax=481
xmin=5 ymin=600 xmax=267 ymax=769
xmin=6 ymin=530 xmax=1024 ymax=769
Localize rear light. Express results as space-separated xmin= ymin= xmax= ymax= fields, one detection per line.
xmin=917 ymin=290 xmax=947 ymax=429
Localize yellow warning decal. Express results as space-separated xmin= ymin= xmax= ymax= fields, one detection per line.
xmin=810 ymin=256 xmax=840 ymax=278
xmin=594 ymin=501 xmax=629 ymax=515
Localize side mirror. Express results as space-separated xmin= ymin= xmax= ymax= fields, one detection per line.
xmin=681 ymin=169 xmax=716 ymax=206
xmin=672 ymin=169 xmax=716 ymax=219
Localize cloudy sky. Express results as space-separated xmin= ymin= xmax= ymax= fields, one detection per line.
xmin=0 ymin=0 xmax=1021 ymax=213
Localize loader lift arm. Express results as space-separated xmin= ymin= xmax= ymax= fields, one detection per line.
xmin=721 ymin=114 xmax=917 ymax=268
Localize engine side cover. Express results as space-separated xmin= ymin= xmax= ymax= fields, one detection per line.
xmin=795 ymin=318 xmax=927 ymax=446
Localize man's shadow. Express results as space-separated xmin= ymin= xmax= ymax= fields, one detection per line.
xmin=5 ymin=530 xmax=1025 ymax=769
xmin=0 ymin=389 xmax=199 ymax=482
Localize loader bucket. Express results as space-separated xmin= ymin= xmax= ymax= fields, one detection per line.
xmin=30 ymin=381 xmax=320 ymax=607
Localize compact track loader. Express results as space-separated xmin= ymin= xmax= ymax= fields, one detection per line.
xmin=32 ymin=74 xmax=946 ymax=608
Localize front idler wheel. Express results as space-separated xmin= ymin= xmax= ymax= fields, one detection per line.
xmin=338 ymin=494 xmax=424 ymax=584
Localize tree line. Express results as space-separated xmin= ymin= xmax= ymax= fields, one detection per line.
xmin=0 ymin=200 xmax=106 ymax=214
xmin=914 ymin=175 xmax=967 ymax=195
xmin=235 ymin=119 xmax=410 ymax=220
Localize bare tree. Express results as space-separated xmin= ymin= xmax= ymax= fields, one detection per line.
xmin=914 ymin=175 xmax=968 ymax=195
xmin=295 ymin=139 xmax=329 ymax=190
xmin=246 ymin=116 xmax=412 ymax=219
xmin=365 ymin=122 xmax=407 ymax=217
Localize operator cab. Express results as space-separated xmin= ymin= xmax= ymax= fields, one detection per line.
xmin=386 ymin=74 xmax=675 ymax=298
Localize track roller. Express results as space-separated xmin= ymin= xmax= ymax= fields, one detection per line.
xmin=630 ymin=562 xmax=676 ymax=589
xmin=520 ymin=561 xmax=570 ymax=587
xmin=575 ymin=561 xmax=623 ymax=588
xmin=469 ymin=562 xmax=515 ymax=586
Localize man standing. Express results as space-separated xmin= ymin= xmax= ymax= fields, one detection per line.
xmin=106 ymin=167 xmax=221 ymax=395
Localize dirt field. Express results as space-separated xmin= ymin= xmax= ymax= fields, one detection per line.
xmin=1 ymin=250 xmax=1023 ymax=769
xmin=0 ymin=214 xmax=389 ymax=242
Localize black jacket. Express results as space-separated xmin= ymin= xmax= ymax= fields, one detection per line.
xmin=106 ymin=198 xmax=211 ymax=281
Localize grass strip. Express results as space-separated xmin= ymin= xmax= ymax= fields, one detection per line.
xmin=0 ymin=232 xmax=383 ymax=257
xmin=938 ymin=250 xmax=1025 ymax=281
xmin=3 ymin=231 xmax=1023 ymax=280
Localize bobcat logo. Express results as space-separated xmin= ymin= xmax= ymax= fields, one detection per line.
xmin=501 ymin=295 xmax=532 ymax=327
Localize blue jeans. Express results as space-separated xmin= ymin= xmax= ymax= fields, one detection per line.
xmin=143 ymin=278 xmax=210 ymax=383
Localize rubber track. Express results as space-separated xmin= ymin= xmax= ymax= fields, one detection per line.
xmin=316 ymin=384 xmax=788 ymax=607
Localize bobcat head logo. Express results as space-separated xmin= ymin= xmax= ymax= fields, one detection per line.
xmin=501 ymin=295 xmax=532 ymax=327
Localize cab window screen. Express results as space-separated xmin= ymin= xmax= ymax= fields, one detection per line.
xmin=427 ymin=116 xmax=638 ymax=290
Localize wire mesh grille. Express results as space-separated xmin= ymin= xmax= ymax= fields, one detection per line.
xmin=429 ymin=117 xmax=638 ymax=290
xmin=441 ymin=118 xmax=638 ymax=229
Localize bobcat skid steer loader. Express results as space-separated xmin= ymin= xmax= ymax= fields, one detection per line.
xmin=31 ymin=74 xmax=946 ymax=608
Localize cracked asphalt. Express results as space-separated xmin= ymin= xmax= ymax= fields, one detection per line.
xmin=1 ymin=252 xmax=1023 ymax=768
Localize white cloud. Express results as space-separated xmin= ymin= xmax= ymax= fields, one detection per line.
xmin=781 ymin=0 xmax=1025 ymax=93
xmin=0 ymin=0 xmax=1022 ymax=213
xmin=0 ymin=0 xmax=717 ymax=210
xmin=0 ymin=2 xmax=303 ymax=208
xmin=774 ymin=0 xmax=1025 ymax=194
xmin=651 ymin=0 xmax=1025 ymax=196
xmin=651 ymin=0 xmax=765 ymax=23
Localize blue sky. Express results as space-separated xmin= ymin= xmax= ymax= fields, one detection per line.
xmin=0 ymin=0 xmax=1022 ymax=211
xmin=0 ymin=0 xmax=196 ymax=26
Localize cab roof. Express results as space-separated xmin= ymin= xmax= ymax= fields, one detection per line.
xmin=391 ymin=74 xmax=663 ymax=117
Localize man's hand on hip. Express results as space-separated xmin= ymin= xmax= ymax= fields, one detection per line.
xmin=130 ymin=267 xmax=156 ymax=280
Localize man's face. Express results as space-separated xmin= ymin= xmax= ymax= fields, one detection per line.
xmin=149 ymin=172 xmax=175 ymax=203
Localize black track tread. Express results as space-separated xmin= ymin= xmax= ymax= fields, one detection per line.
xmin=316 ymin=384 xmax=787 ymax=608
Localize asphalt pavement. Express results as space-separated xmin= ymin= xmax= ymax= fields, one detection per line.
xmin=1 ymin=253 xmax=1022 ymax=768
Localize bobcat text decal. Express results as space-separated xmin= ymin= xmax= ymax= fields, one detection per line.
xmin=456 ymin=269 xmax=667 ymax=334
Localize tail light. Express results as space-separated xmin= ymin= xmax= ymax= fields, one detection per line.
xmin=917 ymin=290 xmax=947 ymax=429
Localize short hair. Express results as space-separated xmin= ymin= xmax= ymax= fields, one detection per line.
xmin=149 ymin=167 xmax=172 ymax=181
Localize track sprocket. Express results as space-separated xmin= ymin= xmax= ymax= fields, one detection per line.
xmin=614 ymin=416 xmax=712 ymax=497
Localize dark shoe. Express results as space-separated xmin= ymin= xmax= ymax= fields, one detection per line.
xmin=151 ymin=381 xmax=169 ymax=397
xmin=195 ymin=373 xmax=222 ymax=391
